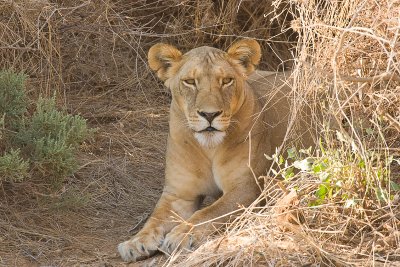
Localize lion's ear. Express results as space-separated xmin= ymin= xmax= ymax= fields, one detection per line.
xmin=227 ymin=39 xmax=261 ymax=75
xmin=148 ymin=43 xmax=182 ymax=81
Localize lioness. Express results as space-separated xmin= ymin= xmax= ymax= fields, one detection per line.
xmin=118 ymin=39 xmax=313 ymax=262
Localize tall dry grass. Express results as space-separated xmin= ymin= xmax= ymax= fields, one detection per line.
xmin=165 ymin=0 xmax=400 ymax=266
xmin=0 ymin=0 xmax=296 ymax=97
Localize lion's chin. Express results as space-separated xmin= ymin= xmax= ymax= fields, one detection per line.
xmin=194 ymin=131 xmax=226 ymax=148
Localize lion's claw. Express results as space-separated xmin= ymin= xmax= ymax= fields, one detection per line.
xmin=161 ymin=224 xmax=197 ymax=255
xmin=118 ymin=228 xmax=163 ymax=262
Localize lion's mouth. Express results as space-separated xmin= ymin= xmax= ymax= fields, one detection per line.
xmin=199 ymin=126 xmax=220 ymax=132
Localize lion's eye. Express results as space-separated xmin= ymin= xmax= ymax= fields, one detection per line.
xmin=222 ymin=77 xmax=234 ymax=85
xmin=183 ymin=79 xmax=196 ymax=86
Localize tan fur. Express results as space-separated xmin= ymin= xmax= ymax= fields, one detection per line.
xmin=118 ymin=40 xmax=314 ymax=262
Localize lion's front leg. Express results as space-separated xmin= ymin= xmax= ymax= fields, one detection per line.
xmin=161 ymin=181 xmax=260 ymax=254
xmin=118 ymin=192 xmax=199 ymax=262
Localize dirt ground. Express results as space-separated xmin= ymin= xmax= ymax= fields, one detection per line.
xmin=0 ymin=77 xmax=172 ymax=266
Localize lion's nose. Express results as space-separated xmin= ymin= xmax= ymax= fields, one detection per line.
xmin=197 ymin=110 xmax=222 ymax=123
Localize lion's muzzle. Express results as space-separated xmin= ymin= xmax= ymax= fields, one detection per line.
xmin=192 ymin=110 xmax=227 ymax=147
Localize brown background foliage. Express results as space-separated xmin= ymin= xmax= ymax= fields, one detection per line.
xmin=0 ymin=1 xmax=296 ymax=266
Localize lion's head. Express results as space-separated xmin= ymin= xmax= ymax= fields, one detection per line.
xmin=148 ymin=39 xmax=261 ymax=148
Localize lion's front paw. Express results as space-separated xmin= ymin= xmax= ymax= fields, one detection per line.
xmin=118 ymin=228 xmax=164 ymax=262
xmin=161 ymin=223 xmax=197 ymax=255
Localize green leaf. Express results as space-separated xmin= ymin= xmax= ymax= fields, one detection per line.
xmin=376 ymin=188 xmax=389 ymax=202
xmin=283 ymin=167 xmax=294 ymax=180
xmin=279 ymin=155 xmax=285 ymax=165
xmin=313 ymin=161 xmax=327 ymax=173
xmin=390 ymin=181 xmax=400 ymax=191
xmin=318 ymin=171 xmax=330 ymax=182
xmin=358 ymin=160 xmax=366 ymax=169
xmin=309 ymin=198 xmax=323 ymax=207
xmin=287 ymin=147 xmax=297 ymax=159
xmin=293 ymin=158 xmax=313 ymax=171
xmin=316 ymin=184 xmax=328 ymax=199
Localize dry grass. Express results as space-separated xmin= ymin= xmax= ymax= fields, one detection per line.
xmin=165 ymin=0 xmax=400 ymax=266
xmin=0 ymin=0 xmax=399 ymax=266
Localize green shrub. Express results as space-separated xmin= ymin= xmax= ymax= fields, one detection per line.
xmin=0 ymin=149 xmax=29 ymax=182
xmin=17 ymin=97 xmax=90 ymax=147
xmin=270 ymin=130 xmax=398 ymax=207
xmin=16 ymin=97 xmax=92 ymax=183
xmin=0 ymin=70 xmax=92 ymax=187
xmin=0 ymin=71 xmax=27 ymax=128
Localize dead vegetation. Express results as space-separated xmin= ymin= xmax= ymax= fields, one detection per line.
xmin=166 ymin=0 xmax=400 ymax=266
xmin=0 ymin=0 xmax=399 ymax=266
